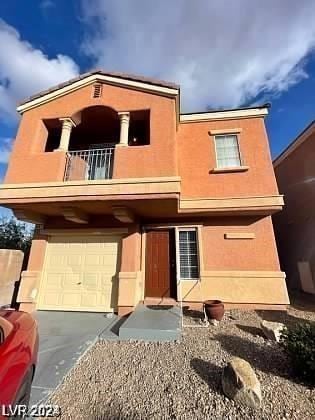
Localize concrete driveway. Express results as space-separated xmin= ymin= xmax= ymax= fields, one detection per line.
xmin=31 ymin=311 xmax=121 ymax=404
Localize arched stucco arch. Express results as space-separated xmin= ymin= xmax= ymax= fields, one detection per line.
xmin=69 ymin=105 xmax=120 ymax=150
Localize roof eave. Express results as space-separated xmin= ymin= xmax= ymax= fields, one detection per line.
xmin=16 ymin=72 xmax=179 ymax=114
xmin=273 ymin=120 xmax=315 ymax=167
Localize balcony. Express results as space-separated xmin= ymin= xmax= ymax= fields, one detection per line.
xmin=64 ymin=146 xmax=115 ymax=181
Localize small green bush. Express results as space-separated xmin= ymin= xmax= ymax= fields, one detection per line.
xmin=280 ymin=322 xmax=315 ymax=384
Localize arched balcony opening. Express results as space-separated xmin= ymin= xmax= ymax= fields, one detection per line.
xmin=69 ymin=106 xmax=120 ymax=150
xmin=43 ymin=105 xmax=151 ymax=182
xmin=64 ymin=106 xmax=119 ymax=181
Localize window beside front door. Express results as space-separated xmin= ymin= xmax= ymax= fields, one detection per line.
xmin=214 ymin=134 xmax=242 ymax=168
xmin=178 ymin=229 xmax=199 ymax=279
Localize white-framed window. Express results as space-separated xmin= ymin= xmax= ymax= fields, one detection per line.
xmin=214 ymin=134 xmax=242 ymax=168
xmin=178 ymin=229 xmax=199 ymax=279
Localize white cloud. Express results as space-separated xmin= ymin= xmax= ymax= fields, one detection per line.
xmin=0 ymin=138 xmax=12 ymax=164
xmin=81 ymin=0 xmax=315 ymax=111
xmin=0 ymin=19 xmax=79 ymax=120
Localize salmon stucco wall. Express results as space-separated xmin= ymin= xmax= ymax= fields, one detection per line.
xmin=5 ymin=83 xmax=177 ymax=184
xmin=5 ymin=151 xmax=67 ymax=184
xmin=177 ymin=117 xmax=279 ymax=198
xmin=181 ymin=216 xmax=289 ymax=306
xmin=202 ymin=216 xmax=280 ymax=271
xmin=273 ymin=129 xmax=315 ymax=294
xmin=117 ymin=224 xmax=143 ymax=311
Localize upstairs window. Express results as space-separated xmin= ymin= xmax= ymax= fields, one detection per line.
xmin=178 ymin=229 xmax=199 ymax=279
xmin=92 ymin=84 xmax=103 ymax=98
xmin=214 ymin=134 xmax=241 ymax=168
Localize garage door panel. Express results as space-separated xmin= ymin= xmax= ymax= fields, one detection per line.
xmin=67 ymin=255 xmax=83 ymax=266
xmin=41 ymin=292 xmax=61 ymax=306
xmin=61 ymin=292 xmax=82 ymax=306
xmin=63 ymin=274 xmax=80 ymax=288
xmin=37 ymin=234 xmax=121 ymax=312
xmin=46 ymin=273 xmax=63 ymax=289
xmin=81 ymin=293 xmax=98 ymax=307
xmin=49 ymin=255 xmax=67 ymax=267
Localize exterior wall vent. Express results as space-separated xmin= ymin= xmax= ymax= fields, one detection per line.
xmin=92 ymin=84 xmax=102 ymax=98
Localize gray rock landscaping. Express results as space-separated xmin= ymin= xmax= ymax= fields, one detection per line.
xmin=222 ymin=357 xmax=261 ymax=408
xmin=260 ymin=319 xmax=285 ymax=342
xmin=47 ymin=306 xmax=315 ymax=420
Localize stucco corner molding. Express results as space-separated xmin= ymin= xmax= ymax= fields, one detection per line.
xmin=17 ymin=270 xmax=41 ymax=303
xmin=179 ymin=195 xmax=284 ymax=214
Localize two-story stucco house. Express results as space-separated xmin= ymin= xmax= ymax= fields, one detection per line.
xmin=273 ymin=121 xmax=315 ymax=295
xmin=0 ymin=70 xmax=289 ymax=315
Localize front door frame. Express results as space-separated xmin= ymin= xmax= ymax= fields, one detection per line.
xmin=144 ymin=228 xmax=176 ymax=299
xmin=141 ymin=223 xmax=204 ymax=302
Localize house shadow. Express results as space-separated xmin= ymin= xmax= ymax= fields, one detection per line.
xmin=215 ymin=333 xmax=293 ymax=381
xmin=109 ymin=316 xmax=128 ymax=336
xmin=182 ymin=306 xmax=204 ymax=320
xmin=190 ymin=358 xmax=223 ymax=396
xmin=255 ymin=291 xmax=315 ymax=328
xmin=235 ymin=324 xmax=265 ymax=338
xmin=288 ymin=289 xmax=315 ymax=311
xmin=255 ymin=309 xmax=313 ymax=329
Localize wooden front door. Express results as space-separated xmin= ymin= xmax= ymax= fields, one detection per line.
xmin=145 ymin=229 xmax=174 ymax=298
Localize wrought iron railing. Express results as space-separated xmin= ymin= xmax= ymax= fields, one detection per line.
xmin=64 ymin=146 xmax=115 ymax=181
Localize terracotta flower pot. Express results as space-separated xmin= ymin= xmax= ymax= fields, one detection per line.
xmin=204 ymin=300 xmax=225 ymax=321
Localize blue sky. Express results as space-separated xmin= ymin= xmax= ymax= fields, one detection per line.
xmin=1 ymin=0 xmax=315 ymax=217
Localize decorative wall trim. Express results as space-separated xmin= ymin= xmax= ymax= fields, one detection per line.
xmin=209 ymin=128 xmax=242 ymax=135
xmin=40 ymin=228 xmax=128 ymax=236
xmin=0 ymin=177 xmax=181 ymax=204
xmin=180 ymin=107 xmax=268 ymax=123
xmin=224 ymin=232 xmax=255 ymax=239
xmin=200 ymin=270 xmax=285 ymax=278
xmin=0 ymin=176 xmax=181 ymax=189
xmin=211 ymin=166 xmax=249 ymax=173
xmin=179 ymin=195 xmax=284 ymax=213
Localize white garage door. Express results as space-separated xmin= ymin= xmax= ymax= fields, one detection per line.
xmin=37 ymin=234 xmax=121 ymax=312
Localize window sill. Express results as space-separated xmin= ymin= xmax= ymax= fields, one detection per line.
xmin=210 ymin=166 xmax=249 ymax=174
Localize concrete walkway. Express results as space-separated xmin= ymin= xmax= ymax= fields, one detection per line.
xmin=118 ymin=304 xmax=182 ymax=341
xmin=31 ymin=306 xmax=182 ymax=404
xmin=31 ymin=311 xmax=122 ymax=404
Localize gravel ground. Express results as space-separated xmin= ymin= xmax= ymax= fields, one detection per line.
xmin=47 ymin=303 xmax=315 ymax=420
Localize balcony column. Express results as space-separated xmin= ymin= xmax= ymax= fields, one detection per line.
xmin=118 ymin=112 xmax=130 ymax=146
xmin=55 ymin=117 xmax=76 ymax=152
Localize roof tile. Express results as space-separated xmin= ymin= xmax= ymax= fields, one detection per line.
xmin=18 ymin=70 xmax=179 ymax=106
